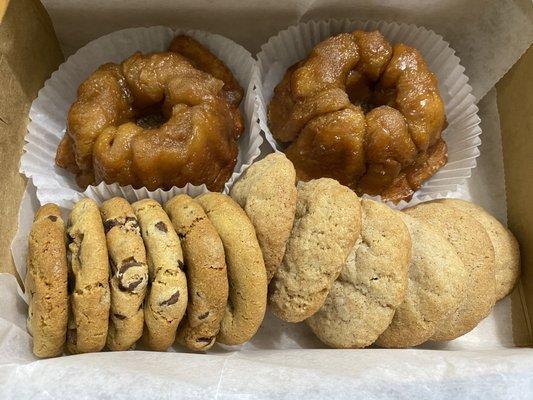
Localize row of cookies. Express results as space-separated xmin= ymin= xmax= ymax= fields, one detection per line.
xmin=260 ymin=157 xmax=520 ymax=348
xmin=26 ymin=190 xmax=274 ymax=357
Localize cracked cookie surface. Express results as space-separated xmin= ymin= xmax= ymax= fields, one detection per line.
xmin=26 ymin=204 xmax=69 ymax=358
xmin=307 ymin=199 xmax=410 ymax=348
xmin=66 ymin=198 xmax=110 ymax=354
xmin=230 ymin=153 xmax=297 ymax=282
xmin=269 ymin=178 xmax=362 ymax=323
xmin=165 ymin=194 xmax=228 ymax=351
xmin=132 ymin=199 xmax=188 ymax=351
xmin=376 ymin=212 xmax=467 ymax=348
xmin=101 ymin=197 xmax=148 ymax=351
xmin=196 ymin=192 xmax=267 ymax=345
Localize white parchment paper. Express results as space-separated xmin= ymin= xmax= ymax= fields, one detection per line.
xmin=1 ymin=1 xmax=532 ymax=398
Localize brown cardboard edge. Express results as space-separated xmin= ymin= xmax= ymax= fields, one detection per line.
xmin=0 ymin=0 xmax=63 ymax=276
xmin=496 ymin=44 xmax=533 ymax=347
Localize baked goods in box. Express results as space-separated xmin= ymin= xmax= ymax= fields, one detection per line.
xmin=269 ymin=178 xmax=362 ymax=323
xmin=132 ymin=199 xmax=188 ymax=351
xmin=26 ymin=204 xmax=68 ymax=358
xmin=196 ymin=193 xmax=267 ymax=345
xmin=164 ymin=194 xmax=229 ymax=351
xmin=436 ymin=199 xmax=520 ymax=300
xmin=230 ymin=153 xmax=297 ymax=282
xmin=376 ymin=213 xmax=467 ymax=348
xmin=306 ymin=199 xmax=410 ymax=348
xmin=55 ymin=35 xmax=243 ymax=192
xmin=101 ymin=197 xmax=148 ymax=351
xmin=268 ymin=30 xmax=447 ymax=203
xmin=66 ymin=199 xmax=110 ymax=354
xmin=404 ymin=202 xmax=496 ymax=341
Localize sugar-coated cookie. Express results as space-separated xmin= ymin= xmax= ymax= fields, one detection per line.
xmin=405 ymin=202 xmax=496 ymax=340
xmin=437 ymin=199 xmax=520 ymax=300
xmin=376 ymin=213 xmax=467 ymax=348
xmin=307 ymin=199 xmax=410 ymax=348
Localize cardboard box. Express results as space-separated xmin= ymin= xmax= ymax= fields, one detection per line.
xmin=1 ymin=0 xmax=532 ymax=396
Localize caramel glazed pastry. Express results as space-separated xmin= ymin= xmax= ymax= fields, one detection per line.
xmin=101 ymin=197 xmax=149 ymax=351
xmin=56 ymin=35 xmax=244 ymax=192
xmin=268 ymin=30 xmax=447 ymax=202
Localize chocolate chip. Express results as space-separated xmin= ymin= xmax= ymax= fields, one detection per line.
xmin=155 ymin=221 xmax=167 ymax=232
xmin=113 ymin=313 xmax=126 ymax=320
xmin=109 ymin=257 xmax=117 ymax=274
xmin=119 ymin=277 xmax=144 ymax=292
xmin=196 ymin=336 xmax=213 ymax=343
xmin=198 ymin=311 xmax=209 ymax=320
xmin=118 ymin=257 xmax=143 ymax=275
xmin=159 ymin=290 xmax=180 ymax=306
xmin=47 ymin=215 xmax=58 ymax=222
xmin=104 ymin=218 xmax=121 ymax=233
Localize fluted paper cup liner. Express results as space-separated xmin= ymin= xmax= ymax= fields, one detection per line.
xmin=21 ymin=26 xmax=261 ymax=208
xmin=255 ymin=20 xmax=481 ymax=208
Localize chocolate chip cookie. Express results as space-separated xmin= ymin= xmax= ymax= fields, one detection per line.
xmin=66 ymin=198 xmax=110 ymax=354
xmin=132 ymin=199 xmax=188 ymax=351
xmin=230 ymin=153 xmax=297 ymax=282
xmin=165 ymin=194 xmax=228 ymax=351
xmin=376 ymin=212 xmax=467 ymax=348
xmin=437 ymin=198 xmax=520 ymax=300
xmin=269 ymin=178 xmax=362 ymax=323
xmin=306 ymin=199 xmax=410 ymax=348
xmin=26 ymin=204 xmax=68 ymax=358
xmin=196 ymin=193 xmax=267 ymax=345
xmin=405 ymin=202 xmax=496 ymax=340
xmin=101 ymin=197 xmax=148 ymax=351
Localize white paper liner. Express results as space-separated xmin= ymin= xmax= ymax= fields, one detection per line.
xmin=254 ymin=19 xmax=482 ymax=208
xmin=21 ymin=26 xmax=261 ymax=208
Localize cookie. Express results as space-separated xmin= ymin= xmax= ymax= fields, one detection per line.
xmin=196 ymin=192 xmax=267 ymax=345
xmin=132 ymin=199 xmax=188 ymax=351
xmin=269 ymin=178 xmax=362 ymax=323
xmin=437 ymin=198 xmax=520 ymax=300
xmin=165 ymin=194 xmax=228 ymax=351
xmin=66 ymin=198 xmax=110 ymax=354
xmin=376 ymin=212 xmax=467 ymax=348
xmin=404 ymin=202 xmax=496 ymax=340
xmin=306 ymin=199 xmax=410 ymax=348
xmin=101 ymin=197 xmax=148 ymax=351
xmin=230 ymin=153 xmax=297 ymax=281
xmin=26 ymin=204 xmax=68 ymax=358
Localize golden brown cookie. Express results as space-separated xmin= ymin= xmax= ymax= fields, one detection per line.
xmin=66 ymin=198 xmax=110 ymax=354
xmin=269 ymin=178 xmax=362 ymax=323
xmin=196 ymin=192 xmax=267 ymax=345
xmin=132 ymin=199 xmax=188 ymax=351
xmin=26 ymin=204 xmax=68 ymax=358
xmin=230 ymin=153 xmax=297 ymax=282
xmin=164 ymin=194 xmax=228 ymax=351
xmin=404 ymin=202 xmax=496 ymax=340
xmin=101 ymin=197 xmax=148 ymax=351
xmin=437 ymin=199 xmax=520 ymax=300
xmin=306 ymin=199 xmax=410 ymax=348
xmin=376 ymin=212 xmax=467 ymax=348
